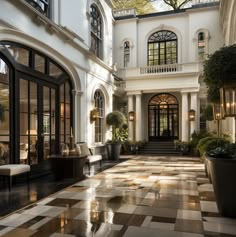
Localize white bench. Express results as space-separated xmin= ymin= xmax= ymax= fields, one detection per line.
xmin=77 ymin=143 xmax=102 ymax=175
xmin=86 ymin=154 xmax=102 ymax=175
xmin=0 ymin=164 xmax=30 ymax=191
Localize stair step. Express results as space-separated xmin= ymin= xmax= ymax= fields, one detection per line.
xmin=139 ymin=141 xmax=180 ymax=156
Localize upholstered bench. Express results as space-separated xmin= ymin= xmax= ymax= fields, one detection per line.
xmin=0 ymin=164 xmax=30 ymax=191
xmin=86 ymin=154 xmax=102 ymax=175
xmin=77 ymin=143 xmax=102 ymax=175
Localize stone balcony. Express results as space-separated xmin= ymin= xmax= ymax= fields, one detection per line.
xmin=117 ymin=62 xmax=200 ymax=79
xmin=114 ymin=62 xmax=201 ymax=93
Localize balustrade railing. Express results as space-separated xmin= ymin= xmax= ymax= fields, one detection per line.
xmin=192 ymin=0 xmax=219 ymax=5
xmin=113 ymin=8 xmax=136 ymax=18
xmin=140 ymin=64 xmax=182 ymax=74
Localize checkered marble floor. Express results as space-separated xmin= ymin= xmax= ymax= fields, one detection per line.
xmin=0 ymin=156 xmax=236 ymax=237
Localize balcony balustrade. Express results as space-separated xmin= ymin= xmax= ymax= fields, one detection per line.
xmin=117 ymin=62 xmax=200 ymax=79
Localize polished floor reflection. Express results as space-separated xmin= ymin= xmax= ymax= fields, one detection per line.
xmin=0 ymin=156 xmax=236 ymax=237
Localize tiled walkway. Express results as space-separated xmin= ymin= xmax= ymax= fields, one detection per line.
xmin=0 ymin=156 xmax=236 ymax=237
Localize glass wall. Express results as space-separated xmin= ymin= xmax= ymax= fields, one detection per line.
xmin=0 ymin=42 xmax=73 ymax=167
xmin=0 ymin=58 xmax=9 ymax=164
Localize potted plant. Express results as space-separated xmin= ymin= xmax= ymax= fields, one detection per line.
xmin=206 ymin=143 xmax=236 ymax=217
xmin=106 ymin=110 xmax=127 ymax=160
xmin=198 ymin=136 xmax=230 ymax=182
xmin=202 ymin=44 xmax=236 ymax=217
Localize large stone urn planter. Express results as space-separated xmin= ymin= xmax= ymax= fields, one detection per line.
xmin=206 ymin=156 xmax=236 ymax=217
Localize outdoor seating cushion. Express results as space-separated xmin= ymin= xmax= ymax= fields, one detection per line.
xmin=0 ymin=164 xmax=30 ymax=176
xmin=86 ymin=155 xmax=102 ymax=163
xmin=78 ymin=143 xmax=91 ymax=156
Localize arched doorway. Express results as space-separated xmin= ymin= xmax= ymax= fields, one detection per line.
xmin=0 ymin=42 xmax=73 ymax=173
xmin=148 ymin=93 xmax=179 ymax=141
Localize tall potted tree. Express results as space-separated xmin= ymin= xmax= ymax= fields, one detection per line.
xmin=106 ymin=110 xmax=127 ymax=160
xmin=203 ymin=44 xmax=236 ymax=217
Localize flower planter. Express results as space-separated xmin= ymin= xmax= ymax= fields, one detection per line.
xmin=206 ymin=156 xmax=236 ymax=217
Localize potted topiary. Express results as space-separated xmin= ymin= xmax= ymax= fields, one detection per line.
xmin=203 ymin=44 xmax=236 ymax=217
xmin=106 ymin=110 xmax=127 ymax=160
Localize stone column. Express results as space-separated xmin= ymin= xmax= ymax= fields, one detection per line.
xmin=128 ymin=95 xmax=134 ymax=141
xmin=181 ymin=92 xmax=189 ymax=141
xmin=190 ymin=92 xmax=198 ymax=136
xmin=135 ymin=93 xmax=142 ymax=141
xmin=72 ymin=89 xmax=83 ymax=142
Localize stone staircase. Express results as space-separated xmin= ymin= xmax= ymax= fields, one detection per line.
xmin=139 ymin=141 xmax=181 ymax=156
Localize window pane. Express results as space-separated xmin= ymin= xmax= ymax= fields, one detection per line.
xmin=49 ymin=62 xmax=64 ymax=78
xmin=0 ymin=58 xmax=9 ymax=164
xmin=35 ymin=54 xmax=45 ymax=73
xmin=94 ymin=90 xmax=104 ymax=143
xmin=5 ymin=45 xmax=29 ymax=66
xmin=148 ymin=31 xmax=177 ymax=65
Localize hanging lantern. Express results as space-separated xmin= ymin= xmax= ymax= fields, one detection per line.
xmin=220 ymin=85 xmax=236 ymax=117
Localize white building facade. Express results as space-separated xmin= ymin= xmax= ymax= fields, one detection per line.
xmin=113 ymin=1 xmax=223 ymax=142
xmin=0 ymin=0 xmax=115 ymax=172
xmin=0 ymin=0 xmax=231 ymax=174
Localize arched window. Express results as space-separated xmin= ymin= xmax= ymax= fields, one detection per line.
xmin=124 ymin=41 xmax=130 ymax=67
xmin=198 ymin=32 xmax=206 ymax=61
xmin=148 ymin=30 xmax=177 ymax=66
xmin=90 ymin=4 xmax=102 ymax=59
xmin=0 ymin=41 xmax=73 ymax=168
xmin=94 ymin=90 xmax=104 ymax=143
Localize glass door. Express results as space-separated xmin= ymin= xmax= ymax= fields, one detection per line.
xmin=19 ymin=78 xmax=57 ymax=165
xmin=148 ymin=93 xmax=179 ymax=141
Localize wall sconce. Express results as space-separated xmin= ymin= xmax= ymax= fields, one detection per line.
xmin=188 ymin=109 xmax=196 ymax=121
xmin=220 ymin=86 xmax=236 ymax=118
xmin=90 ymin=109 xmax=99 ymax=123
xmin=128 ymin=111 xmax=135 ymax=121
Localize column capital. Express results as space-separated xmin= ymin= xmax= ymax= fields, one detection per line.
xmin=72 ymin=90 xmax=83 ymax=96
xmin=126 ymin=91 xmax=142 ymax=96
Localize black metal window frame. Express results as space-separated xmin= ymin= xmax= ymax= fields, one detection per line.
xmin=94 ymin=90 xmax=104 ymax=143
xmin=90 ymin=4 xmax=103 ymax=58
xmin=198 ymin=32 xmax=206 ymax=61
xmin=24 ymin=0 xmax=50 ymax=17
xmin=0 ymin=41 xmax=73 ymax=164
xmin=124 ymin=41 xmax=130 ymax=68
xmin=148 ymin=30 xmax=178 ymax=66
xmin=148 ymin=93 xmax=179 ymax=141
